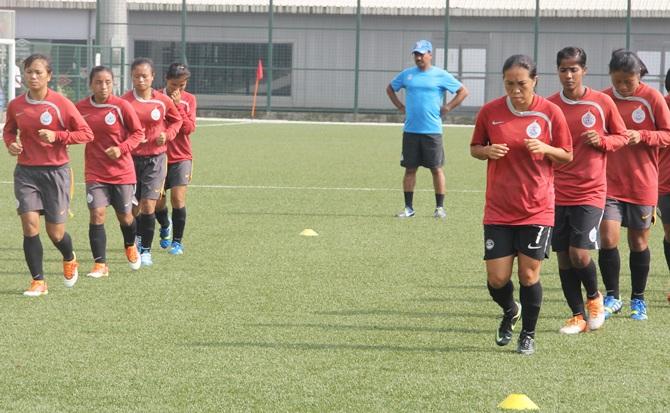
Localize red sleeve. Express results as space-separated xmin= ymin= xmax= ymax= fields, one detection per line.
xmin=2 ymin=100 xmax=18 ymax=147
xmin=551 ymin=107 xmax=572 ymax=152
xmin=163 ymin=98 xmax=183 ymax=142
xmin=600 ymin=97 xmax=629 ymax=152
xmin=640 ymin=91 xmax=670 ymax=146
xmin=178 ymin=98 xmax=196 ymax=136
xmin=54 ymin=98 xmax=94 ymax=145
xmin=118 ymin=99 xmax=146 ymax=154
xmin=471 ymin=107 xmax=489 ymax=146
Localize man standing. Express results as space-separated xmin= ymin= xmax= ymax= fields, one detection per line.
xmin=387 ymin=40 xmax=468 ymax=218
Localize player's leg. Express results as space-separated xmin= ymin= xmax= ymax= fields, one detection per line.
xmin=626 ymin=204 xmax=653 ymax=321
xmin=168 ymin=184 xmax=187 ymax=255
xmin=155 ymin=193 xmax=171 ymax=249
xmin=398 ymin=132 xmax=420 ymax=217
xmin=111 ymin=184 xmax=140 ymax=271
xmin=86 ymin=183 xmax=110 ymax=278
xmin=598 ymin=199 xmax=623 ymax=318
xmin=423 ymin=134 xmax=446 ymax=218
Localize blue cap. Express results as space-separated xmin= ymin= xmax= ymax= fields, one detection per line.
xmin=412 ymin=40 xmax=432 ymax=54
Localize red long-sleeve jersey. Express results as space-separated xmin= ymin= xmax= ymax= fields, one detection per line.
xmin=604 ymin=82 xmax=670 ymax=205
xmin=548 ymin=88 xmax=628 ymax=208
xmin=658 ymin=94 xmax=670 ymax=195
xmin=121 ymin=89 xmax=182 ymax=157
xmin=3 ymin=90 xmax=93 ymax=166
xmin=471 ymin=95 xmax=572 ymax=226
xmin=76 ymin=95 xmax=146 ymax=184
xmin=159 ymin=88 xmax=196 ymax=163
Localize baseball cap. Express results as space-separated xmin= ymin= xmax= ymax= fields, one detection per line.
xmin=412 ymin=40 xmax=432 ymax=54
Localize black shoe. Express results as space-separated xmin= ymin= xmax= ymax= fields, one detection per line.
xmin=495 ymin=302 xmax=521 ymax=346
xmin=516 ymin=332 xmax=535 ymax=355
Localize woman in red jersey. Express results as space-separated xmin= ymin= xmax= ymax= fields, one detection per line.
xmin=122 ymin=57 xmax=182 ymax=267
xmin=155 ymin=62 xmax=197 ymax=256
xmin=76 ymin=66 xmax=146 ymax=278
xmin=547 ymin=47 xmax=628 ymax=335
xmin=599 ymin=49 xmax=670 ymax=321
xmin=471 ymin=55 xmax=572 ymax=355
xmin=2 ymin=53 xmax=94 ymax=296
xmin=659 ymin=69 xmax=670 ymax=305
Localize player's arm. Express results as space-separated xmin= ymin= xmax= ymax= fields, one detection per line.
xmin=442 ymin=85 xmax=469 ymax=115
xmin=178 ymin=98 xmax=196 ymax=136
xmin=470 ymin=143 xmax=509 ymax=160
xmin=54 ymin=100 xmax=94 ymax=145
xmin=163 ymin=99 xmax=183 ymax=142
xmin=3 ymin=102 xmax=23 ymax=156
xmin=386 ymin=84 xmax=405 ymax=113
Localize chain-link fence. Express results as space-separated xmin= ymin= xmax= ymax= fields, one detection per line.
xmin=7 ymin=0 xmax=670 ymax=119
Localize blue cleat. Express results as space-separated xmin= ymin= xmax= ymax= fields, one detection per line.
xmin=140 ymin=249 xmax=153 ymax=267
xmin=168 ymin=241 xmax=184 ymax=255
xmin=159 ymin=220 xmax=172 ymax=249
xmin=603 ymin=295 xmax=623 ymax=320
xmin=630 ymin=298 xmax=648 ymax=320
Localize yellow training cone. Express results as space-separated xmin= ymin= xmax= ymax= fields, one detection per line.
xmin=497 ymin=394 xmax=539 ymax=410
xmin=300 ymin=229 xmax=319 ymax=237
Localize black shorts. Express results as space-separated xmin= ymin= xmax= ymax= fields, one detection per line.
xmin=14 ymin=164 xmax=71 ymax=224
xmin=165 ymin=160 xmax=192 ymax=190
xmin=657 ymin=194 xmax=670 ymax=225
xmin=483 ymin=224 xmax=552 ymax=261
xmin=602 ymin=198 xmax=654 ymax=230
xmin=552 ymin=205 xmax=603 ymax=252
xmin=133 ymin=153 xmax=167 ymax=201
xmin=400 ymin=132 xmax=444 ymax=169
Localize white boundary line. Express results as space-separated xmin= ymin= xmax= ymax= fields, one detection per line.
xmin=0 ymin=180 xmax=482 ymax=193
xmin=195 ymin=117 xmax=474 ymax=128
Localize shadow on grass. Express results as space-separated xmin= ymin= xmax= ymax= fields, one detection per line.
xmin=223 ymin=210 xmax=445 ymax=219
xmin=247 ymin=322 xmax=555 ymax=335
xmin=314 ymin=308 xmax=566 ymax=320
xmin=187 ymin=340 xmax=491 ymax=354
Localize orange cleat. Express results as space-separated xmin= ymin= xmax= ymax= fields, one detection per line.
xmin=559 ymin=314 xmax=587 ymax=335
xmin=86 ymin=262 xmax=109 ymax=278
xmin=125 ymin=245 xmax=141 ymax=271
xmin=23 ymin=280 xmax=48 ymax=297
xmin=586 ymin=292 xmax=605 ymax=331
xmin=63 ymin=253 xmax=79 ymax=288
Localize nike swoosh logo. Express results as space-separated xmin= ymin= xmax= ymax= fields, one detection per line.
xmin=527 ymin=244 xmax=543 ymax=249
xmin=641 ymin=214 xmax=651 ymax=220
xmin=492 ymin=121 xmax=504 ymax=125
xmin=82 ymin=114 xmax=90 ymax=118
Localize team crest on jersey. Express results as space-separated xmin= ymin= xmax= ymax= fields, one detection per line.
xmin=581 ymin=111 xmax=596 ymax=128
xmin=40 ymin=110 xmax=53 ymax=125
xmin=485 ymin=239 xmax=495 ymax=250
xmin=526 ymin=120 xmax=542 ymax=139
xmin=151 ymin=107 xmax=161 ymax=121
xmin=86 ymin=193 xmax=94 ymax=204
xmin=632 ymin=106 xmax=646 ymax=124
xmin=407 ymin=74 xmax=413 ymax=81
xmin=105 ymin=112 xmax=116 ymax=125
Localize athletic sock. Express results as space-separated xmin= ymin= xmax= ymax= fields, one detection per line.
xmin=598 ymin=247 xmax=620 ymax=298
xmin=664 ymin=239 xmax=670 ymax=273
xmin=139 ymin=213 xmax=156 ymax=251
xmin=575 ymin=260 xmax=599 ymax=299
xmin=88 ymin=224 xmax=106 ymax=263
xmin=435 ymin=193 xmax=445 ymax=208
xmin=120 ymin=220 xmax=136 ymax=248
xmin=53 ymin=232 xmax=75 ymax=262
xmin=23 ymin=234 xmax=44 ymax=280
xmin=155 ymin=207 xmax=169 ymax=229
xmin=559 ymin=268 xmax=584 ymax=316
xmin=404 ymin=192 xmax=414 ymax=210
xmin=630 ymin=248 xmax=650 ymax=301
xmin=171 ymin=207 xmax=186 ymax=244
xmin=520 ymin=281 xmax=542 ymax=334
xmin=487 ymin=281 xmax=516 ymax=314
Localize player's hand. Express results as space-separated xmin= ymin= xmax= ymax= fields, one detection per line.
xmin=170 ymin=89 xmax=181 ymax=105
xmin=156 ymin=132 xmax=167 ymax=146
xmin=440 ymin=105 xmax=449 ymax=117
xmin=398 ymin=105 xmax=405 ymax=114
xmin=524 ymin=138 xmax=548 ymax=154
xmin=104 ymin=146 xmax=122 ymax=160
xmin=37 ymin=129 xmax=56 ymax=143
xmin=8 ymin=141 xmax=23 ymax=156
xmin=626 ymin=130 xmax=641 ymax=145
xmin=487 ymin=143 xmax=509 ymax=160
xmin=582 ymin=130 xmax=602 ymax=147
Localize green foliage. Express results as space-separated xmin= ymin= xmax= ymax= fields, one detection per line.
xmin=0 ymin=123 xmax=668 ymax=412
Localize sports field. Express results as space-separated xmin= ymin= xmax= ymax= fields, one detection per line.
xmin=0 ymin=121 xmax=668 ymax=412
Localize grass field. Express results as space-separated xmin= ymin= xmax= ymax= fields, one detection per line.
xmin=0 ymin=121 xmax=669 ymax=412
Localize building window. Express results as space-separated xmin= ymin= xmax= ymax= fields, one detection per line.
xmin=134 ymin=41 xmax=292 ymax=96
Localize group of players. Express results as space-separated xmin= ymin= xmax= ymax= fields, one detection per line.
xmin=390 ymin=41 xmax=670 ymax=355
xmin=2 ymin=54 xmax=197 ymax=297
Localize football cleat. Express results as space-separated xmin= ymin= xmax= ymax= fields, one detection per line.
xmin=168 ymin=241 xmax=184 ymax=255
xmin=63 ymin=253 xmax=79 ymax=288
xmin=559 ymin=314 xmax=587 ymax=335
xmin=159 ymin=220 xmax=172 ymax=249
xmin=433 ymin=206 xmax=447 ymax=219
xmin=23 ymin=280 xmax=48 ymax=297
xmin=396 ymin=207 xmax=415 ymax=218
xmin=586 ymin=292 xmax=605 ymax=330
xmin=630 ymin=298 xmax=648 ymax=321
xmin=86 ymin=263 xmax=109 ymax=278
xmin=603 ymin=295 xmax=623 ymax=320
xmin=125 ymin=245 xmax=141 ymax=271
xmin=496 ymin=302 xmax=521 ymax=346
xmin=140 ymin=249 xmax=153 ymax=267
xmin=516 ymin=332 xmax=535 ymax=355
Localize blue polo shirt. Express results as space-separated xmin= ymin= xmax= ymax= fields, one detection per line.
xmin=390 ymin=66 xmax=463 ymax=134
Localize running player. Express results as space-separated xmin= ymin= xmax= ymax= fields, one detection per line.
xmin=387 ymin=40 xmax=468 ymax=218
xmin=471 ymin=54 xmax=572 ymax=355
xmin=122 ymin=57 xmax=182 ymax=267
xmin=155 ymin=63 xmax=197 ymax=255
xmin=547 ymin=47 xmax=628 ymax=334
xmin=659 ymin=68 xmax=670 ymax=305
xmin=76 ymin=66 xmax=146 ymax=277
xmin=600 ymin=49 xmax=670 ymax=320
xmin=2 ymin=53 xmax=94 ymax=296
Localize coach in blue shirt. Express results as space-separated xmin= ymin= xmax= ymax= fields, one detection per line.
xmin=387 ymin=40 xmax=468 ymax=219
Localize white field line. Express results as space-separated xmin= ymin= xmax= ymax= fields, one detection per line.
xmin=0 ymin=180 xmax=482 ymax=193
xmin=195 ymin=117 xmax=474 ymax=128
